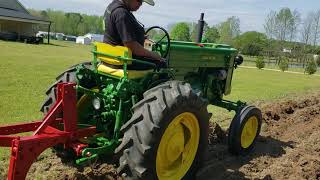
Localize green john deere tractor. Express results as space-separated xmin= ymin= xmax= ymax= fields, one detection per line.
xmin=40 ymin=15 xmax=262 ymax=180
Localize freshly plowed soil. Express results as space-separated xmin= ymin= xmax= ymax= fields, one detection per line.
xmin=198 ymin=93 xmax=320 ymax=180
xmin=2 ymin=93 xmax=320 ymax=180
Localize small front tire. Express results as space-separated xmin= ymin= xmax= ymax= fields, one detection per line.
xmin=228 ymin=106 xmax=262 ymax=155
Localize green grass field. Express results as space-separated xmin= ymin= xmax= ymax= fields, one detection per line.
xmin=0 ymin=40 xmax=93 ymax=165
xmin=0 ymin=40 xmax=91 ymax=123
xmin=212 ymin=66 xmax=320 ymax=127
xmin=1 ymin=40 xmax=320 ymax=125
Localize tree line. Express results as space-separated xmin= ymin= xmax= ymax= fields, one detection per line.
xmin=262 ymin=8 xmax=320 ymax=68
xmin=30 ymin=8 xmax=320 ymax=59
xmin=29 ymin=7 xmax=319 ymax=73
xmin=168 ymin=7 xmax=320 ymax=74
xmin=29 ymin=9 xmax=104 ymax=36
xmin=169 ymin=16 xmax=240 ymax=45
xmin=169 ymin=8 xmax=320 ymax=54
xmin=265 ymin=8 xmax=320 ymax=47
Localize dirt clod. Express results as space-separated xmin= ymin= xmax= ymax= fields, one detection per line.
xmin=208 ymin=122 xmax=226 ymax=144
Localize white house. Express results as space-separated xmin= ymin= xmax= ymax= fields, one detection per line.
xmin=76 ymin=36 xmax=91 ymax=45
xmin=0 ymin=0 xmax=50 ymax=41
xmin=84 ymin=33 xmax=104 ymax=42
xmin=282 ymin=48 xmax=292 ymax=53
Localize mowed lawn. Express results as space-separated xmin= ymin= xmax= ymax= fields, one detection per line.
xmin=227 ymin=67 xmax=320 ymax=102
xmin=0 ymin=40 xmax=91 ymax=124
xmin=0 ymin=39 xmax=320 ymax=126
xmin=211 ymin=66 xmax=320 ymax=127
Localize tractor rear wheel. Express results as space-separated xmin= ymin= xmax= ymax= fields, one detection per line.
xmin=115 ymin=81 xmax=210 ymax=180
xmin=40 ymin=62 xmax=94 ymax=161
xmin=228 ymin=106 xmax=262 ymax=155
xmin=40 ymin=62 xmax=93 ymax=113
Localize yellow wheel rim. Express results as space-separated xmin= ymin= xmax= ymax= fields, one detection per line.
xmin=240 ymin=116 xmax=258 ymax=149
xmin=77 ymin=88 xmax=99 ymax=123
xmin=77 ymin=88 xmax=100 ymax=144
xmin=156 ymin=112 xmax=200 ymax=180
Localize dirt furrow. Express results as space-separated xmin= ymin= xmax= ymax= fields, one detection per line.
xmin=198 ymin=93 xmax=320 ymax=180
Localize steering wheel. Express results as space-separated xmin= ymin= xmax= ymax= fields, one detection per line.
xmin=145 ymin=26 xmax=171 ymax=59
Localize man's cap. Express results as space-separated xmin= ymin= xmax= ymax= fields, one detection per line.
xmin=143 ymin=0 xmax=155 ymax=6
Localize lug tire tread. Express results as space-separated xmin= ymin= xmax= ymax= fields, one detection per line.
xmin=40 ymin=62 xmax=92 ymax=113
xmin=116 ymin=81 xmax=210 ymax=180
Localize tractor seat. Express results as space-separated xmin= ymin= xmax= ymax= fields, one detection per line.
xmin=94 ymin=42 xmax=154 ymax=79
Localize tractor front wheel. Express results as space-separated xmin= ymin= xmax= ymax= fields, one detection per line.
xmin=228 ymin=106 xmax=262 ymax=155
xmin=116 ymin=81 xmax=210 ymax=180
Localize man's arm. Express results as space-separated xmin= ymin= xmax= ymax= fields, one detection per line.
xmin=113 ymin=10 xmax=162 ymax=61
xmin=124 ymin=41 xmax=162 ymax=61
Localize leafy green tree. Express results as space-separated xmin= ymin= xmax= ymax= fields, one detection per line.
xmin=279 ymin=57 xmax=289 ymax=71
xmin=29 ymin=9 xmax=104 ymax=36
xmin=301 ymin=13 xmax=315 ymax=45
xmin=256 ymin=56 xmax=265 ymax=69
xmin=170 ymin=22 xmax=191 ymax=41
xmin=276 ymin=8 xmax=294 ymax=41
xmin=312 ymin=10 xmax=320 ymax=46
xmin=203 ymin=26 xmax=220 ymax=43
xmin=146 ymin=29 xmax=168 ymax=42
xmin=190 ymin=22 xmax=208 ymax=42
xmin=316 ymin=55 xmax=320 ymax=66
xmin=46 ymin=9 xmax=66 ymax=33
xmin=40 ymin=10 xmax=49 ymax=20
xmin=305 ymin=60 xmax=318 ymax=74
xmin=217 ymin=16 xmax=240 ymax=44
xmin=234 ymin=31 xmax=268 ymax=56
xmin=79 ymin=15 xmax=104 ymax=35
xmin=64 ymin=13 xmax=83 ymax=35
xmin=264 ymin=8 xmax=300 ymax=41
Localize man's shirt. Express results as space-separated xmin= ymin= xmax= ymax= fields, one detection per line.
xmin=103 ymin=0 xmax=145 ymax=46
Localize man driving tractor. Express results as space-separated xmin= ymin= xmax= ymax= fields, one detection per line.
xmin=103 ymin=0 xmax=164 ymax=68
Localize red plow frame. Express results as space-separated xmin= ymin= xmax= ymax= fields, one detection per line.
xmin=0 ymin=83 xmax=96 ymax=180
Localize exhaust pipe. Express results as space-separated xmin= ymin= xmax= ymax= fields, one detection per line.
xmin=196 ymin=13 xmax=205 ymax=43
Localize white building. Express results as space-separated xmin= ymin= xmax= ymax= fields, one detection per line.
xmin=0 ymin=0 xmax=50 ymax=41
xmin=84 ymin=33 xmax=104 ymax=42
xmin=282 ymin=48 xmax=292 ymax=53
xmin=76 ymin=36 xmax=91 ymax=45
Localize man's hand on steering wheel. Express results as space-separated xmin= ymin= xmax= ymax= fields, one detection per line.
xmin=145 ymin=26 xmax=171 ymax=59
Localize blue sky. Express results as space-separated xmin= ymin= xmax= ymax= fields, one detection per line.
xmin=20 ymin=0 xmax=319 ymax=33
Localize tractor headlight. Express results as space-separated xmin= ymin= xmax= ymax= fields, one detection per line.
xmin=235 ymin=55 xmax=244 ymax=66
xmin=92 ymin=98 xmax=101 ymax=110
